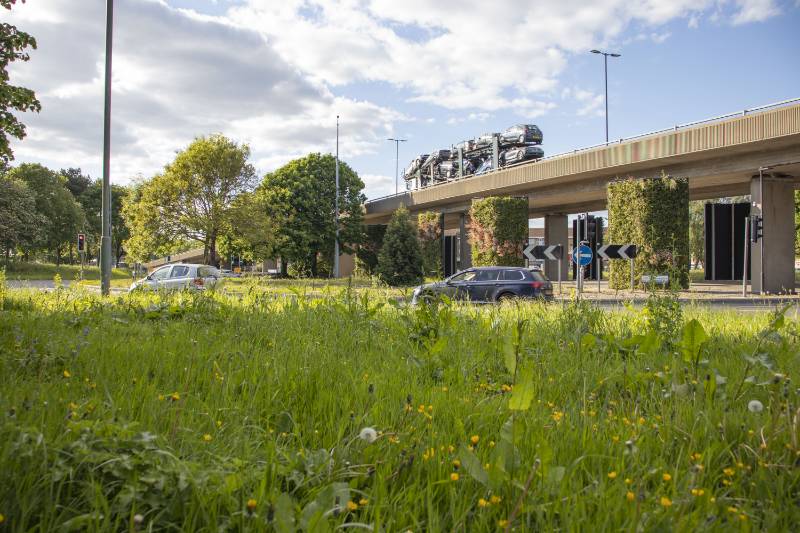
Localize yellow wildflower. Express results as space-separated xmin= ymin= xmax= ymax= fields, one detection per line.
xmin=450 ymin=473 xmax=460 ymax=481
xmin=170 ymin=392 xmax=180 ymax=402
xmin=490 ymin=495 xmax=502 ymax=504
xmin=202 ymin=434 xmax=213 ymax=442
xmin=624 ymin=478 xmax=633 ymax=485
xmin=470 ymin=435 xmax=480 ymax=445
xmin=723 ymin=468 xmax=735 ymax=477
xmin=498 ymin=519 xmax=509 ymax=528
xmin=246 ymin=499 xmax=257 ymax=512
xmin=691 ymin=488 xmax=705 ymax=497
xmin=62 ymin=370 xmax=71 ymax=378
xmin=662 ymin=473 xmax=672 ymax=482
xmin=452 ymin=459 xmax=461 ymax=468
xmin=346 ymin=501 xmax=358 ymax=511
xmin=478 ymin=498 xmax=489 ymax=508
xmin=660 ymin=496 xmax=672 ymax=507
xmin=626 ymin=491 xmax=635 ymax=502
xmin=359 ymin=498 xmax=368 ymax=506
xmin=608 ymin=471 xmax=618 ymax=480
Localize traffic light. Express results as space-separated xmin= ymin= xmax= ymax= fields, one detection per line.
xmin=587 ymin=216 xmax=597 ymax=244
xmin=77 ymin=233 xmax=86 ymax=253
xmin=750 ymin=215 xmax=763 ymax=243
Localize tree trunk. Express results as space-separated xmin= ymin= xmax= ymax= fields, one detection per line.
xmin=69 ymin=243 xmax=74 ymax=265
xmin=208 ymin=232 xmax=217 ymax=267
xmin=310 ymin=252 xmax=318 ymax=277
xmin=54 ymin=247 xmax=61 ymax=266
xmin=4 ymin=247 xmax=9 ymax=266
xmin=280 ymin=258 xmax=288 ymax=277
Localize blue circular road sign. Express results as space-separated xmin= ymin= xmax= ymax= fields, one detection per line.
xmin=571 ymin=245 xmax=593 ymax=266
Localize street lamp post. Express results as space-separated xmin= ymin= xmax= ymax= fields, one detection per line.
xmin=100 ymin=0 xmax=114 ymax=296
xmin=333 ymin=115 xmax=340 ymax=278
xmin=590 ymin=49 xmax=621 ymax=144
xmin=387 ymin=138 xmax=407 ymax=194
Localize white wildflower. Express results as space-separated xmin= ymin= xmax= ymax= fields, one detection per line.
xmin=359 ymin=427 xmax=378 ymax=443
xmin=748 ymin=400 xmax=763 ymax=413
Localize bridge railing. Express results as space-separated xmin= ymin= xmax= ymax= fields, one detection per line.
xmin=366 ymin=97 xmax=800 ymax=205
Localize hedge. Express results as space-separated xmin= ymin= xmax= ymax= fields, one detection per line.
xmin=469 ymin=197 xmax=527 ymax=267
xmin=607 ymin=174 xmax=690 ymax=289
xmin=417 ymin=211 xmax=442 ymax=277
xmin=355 ymin=224 xmax=386 ymax=275
xmin=376 ymin=205 xmax=424 ymax=286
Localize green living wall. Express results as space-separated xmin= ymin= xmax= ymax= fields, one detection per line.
xmin=469 ymin=196 xmax=527 ymax=267
xmin=417 ymin=211 xmax=442 ymax=277
xmin=607 ymin=175 xmax=690 ymax=289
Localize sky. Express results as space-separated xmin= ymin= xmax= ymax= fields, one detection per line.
xmin=3 ymin=0 xmax=799 ymax=208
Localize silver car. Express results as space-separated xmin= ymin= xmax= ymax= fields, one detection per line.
xmin=129 ymin=263 xmax=221 ymax=292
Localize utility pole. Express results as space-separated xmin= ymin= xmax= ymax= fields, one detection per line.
xmin=333 ymin=115 xmax=340 ymax=278
xmin=100 ymin=0 xmax=114 ymax=296
xmin=590 ymin=49 xmax=621 ymax=143
xmin=387 ymin=138 xmax=407 ymax=194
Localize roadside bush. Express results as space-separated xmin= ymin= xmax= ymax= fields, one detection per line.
xmin=355 ymin=224 xmax=387 ymax=276
xmin=417 ymin=211 xmax=442 ymax=278
xmin=376 ymin=205 xmax=423 ymax=286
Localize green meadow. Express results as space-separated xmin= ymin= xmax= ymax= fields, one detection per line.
xmin=1 ymin=281 xmax=798 ymax=531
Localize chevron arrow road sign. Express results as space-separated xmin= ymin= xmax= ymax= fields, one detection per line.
xmin=596 ymin=244 xmax=638 ymax=260
xmin=523 ymin=244 xmax=564 ymax=262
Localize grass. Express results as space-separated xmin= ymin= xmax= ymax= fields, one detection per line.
xmin=1 ymin=282 xmax=799 ymax=531
xmin=2 ymin=261 xmax=131 ymax=281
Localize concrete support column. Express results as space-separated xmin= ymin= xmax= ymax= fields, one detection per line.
xmin=544 ymin=214 xmax=569 ymax=282
xmin=440 ymin=212 xmax=446 ymax=276
xmin=459 ymin=212 xmax=472 ymax=270
xmin=750 ymin=174 xmax=795 ymax=294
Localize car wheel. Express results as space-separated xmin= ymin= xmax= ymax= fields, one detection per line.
xmin=497 ymin=292 xmax=517 ymax=302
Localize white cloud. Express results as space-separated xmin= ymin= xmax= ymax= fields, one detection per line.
xmin=359 ymin=173 xmax=396 ymax=198
xmin=731 ymin=0 xmax=780 ymax=24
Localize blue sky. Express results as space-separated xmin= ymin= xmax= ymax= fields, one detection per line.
xmin=3 ymin=0 xmax=799 ymax=206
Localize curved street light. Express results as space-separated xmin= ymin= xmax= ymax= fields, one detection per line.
xmin=590 ymin=49 xmax=621 ymax=144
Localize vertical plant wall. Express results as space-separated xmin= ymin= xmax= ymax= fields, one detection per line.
xmin=417 ymin=211 xmax=442 ymax=277
xmin=469 ymin=196 xmax=528 ymax=267
xmin=607 ymin=174 xmax=690 ymax=289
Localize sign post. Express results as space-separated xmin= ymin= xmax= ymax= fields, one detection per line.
xmin=77 ymin=233 xmax=86 ymax=281
xmin=596 ymin=244 xmax=638 ymax=293
xmin=523 ymin=243 xmax=564 ymax=294
xmin=572 ymin=243 xmax=593 ymax=297
xmin=742 ymin=216 xmax=749 ymax=297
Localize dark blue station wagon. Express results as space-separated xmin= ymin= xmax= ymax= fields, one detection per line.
xmin=412 ymin=267 xmax=553 ymax=304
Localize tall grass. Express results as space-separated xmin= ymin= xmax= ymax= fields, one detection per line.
xmin=0 ymin=287 xmax=798 ymax=531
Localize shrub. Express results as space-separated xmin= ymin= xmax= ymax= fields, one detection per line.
xmin=607 ymin=174 xmax=690 ymax=289
xmin=355 ymin=224 xmax=387 ymax=276
xmin=417 ymin=211 xmax=442 ymax=277
xmin=377 ymin=206 xmax=424 ymax=286
xmin=469 ymin=197 xmax=527 ymax=266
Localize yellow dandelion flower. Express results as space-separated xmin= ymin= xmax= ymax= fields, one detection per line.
xmin=626 ymin=491 xmax=635 ymax=502
xmin=62 ymin=370 xmax=71 ymax=378
xmin=691 ymin=452 xmax=702 ymax=461
xmin=452 ymin=459 xmax=461 ymax=468
xmin=158 ymin=394 xmax=165 ymax=401
xmin=450 ymin=472 xmax=460 ymax=481
xmin=662 ymin=473 xmax=672 ymax=482
xmin=490 ymin=495 xmax=502 ymax=504
xmin=691 ymin=488 xmax=705 ymax=497
xmin=470 ymin=435 xmax=480 ymax=445
xmin=612 ymin=436 xmax=620 ymax=443
xmin=624 ymin=478 xmax=633 ymax=485
xmin=489 ymin=440 xmax=496 ymax=448
xmin=216 ymin=420 xmax=223 ymax=428
xmin=448 ymin=445 xmax=455 ymax=453
xmin=498 ymin=519 xmax=509 ymax=528
xmin=660 ymin=496 xmax=672 ymax=507
xmin=739 ymin=514 xmax=748 ymax=521
xmin=727 ymin=506 xmax=738 ymax=514
xmin=346 ymin=501 xmax=358 ymax=511
xmin=246 ymin=499 xmax=257 ymax=512
xmin=170 ymin=392 xmax=180 ymax=402
xmin=202 ymin=434 xmax=213 ymax=442
xmin=359 ymin=498 xmax=368 ymax=506
xmin=0 ymin=513 xmax=4 ymax=524
xmin=478 ymin=498 xmax=489 ymax=508
xmin=723 ymin=468 xmax=735 ymax=476
xmin=608 ymin=471 xmax=618 ymax=480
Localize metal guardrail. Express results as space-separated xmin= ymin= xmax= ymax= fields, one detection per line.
xmin=366 ymin=97 xmax=800 ymax=204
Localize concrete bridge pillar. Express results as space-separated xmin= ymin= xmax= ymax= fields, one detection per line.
xmin=750 ymin=174 xmax=795 ymax=294
xmin=544 ymin=214 xmax=569 ymax=282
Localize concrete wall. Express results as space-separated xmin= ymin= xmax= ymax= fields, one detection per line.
xmin=750 ymin=175 xmax=795 ymax=294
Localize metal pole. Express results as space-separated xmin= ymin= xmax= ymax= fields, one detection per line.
xmin=597 ymin=255 xmax=601 ymax=293
xmin=759 ymin=168 xmax=764 ymax=293
xmin=395 ymin=141 xmax=398 ymax=194
xmin=334 ymin=115 xmax=340 ymax=278
xmin=604 ymin=53 xmax=608 ymax=144
xmin=743 ymin=216 xmax=749 ymax=297
xmin=630 ymin=258 xmax=635 ymax=293
xmin=558 ymin=258 xmax=562 ymax=295
xmin=576 ymin=244 xmax=582 ymax=297
xmin=100 ymin=0 xmax=114 ymax=296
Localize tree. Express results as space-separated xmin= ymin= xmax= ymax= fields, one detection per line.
xmin=377 ymin=206 xmax=423 ymax=286
xmin=123 ymin=135 xmax=256 ymax=265
xmin=80 ymin=180 xmax=130 ymax=265
xmin=355 ymin=224 xmax=386 ymax=276
xmin=0 ymin=174 xmax=41 ymax=262
xmin=258 ymin=153 xmax=365 ymax=276
xmin=417 ymin=211 xmax=442 ymax=277
xmin=61 ymin=167 xmax=91 ymax=198
xmin=5 ymin=163 xmax=84 ymax=263
xmin=225 ymin=190 xmax=277 ymax=263
xmin=1 ymin=0 xmax=41 ymax=165
xmin=689 ymin=200 xmax=704 ymax=269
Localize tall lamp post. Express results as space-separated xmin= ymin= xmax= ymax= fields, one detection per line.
xmin=590 ymin=49 xmax=621 ymax=144
xmin=333 ymin=115 xmax=340 ymax=278
xmin=387 ymin=137 xmax=407 ymax=194
xmin=100 ymin=0 xmax=114 ymax=296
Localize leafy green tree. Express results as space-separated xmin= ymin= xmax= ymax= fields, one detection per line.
xmin=61 ymin=167 xmax=91 ymax=198
xmin=1 ymin=0 xmax=41 ymax=165
xmin=79 ymin=180 xmax=130 ymax=265
xmin=689 ymin=201 xmax=704 ymax=269
xmin=417 ymin=211 xmax=442 ymax=277
xmin=377 ymin=206 xmax=423 ymax=286
xmin=258 ymin=153 xmax=365 ymax=276
xmin=0 ymin=174 xmax=41 ymax=262
xmin=224 ymin=190 xmax=277 ymax=264
xmin=355 ymin=224 xmax=386 ymax=276
xmin=5 ymin=163 xmax=84 ymax=263
xmin=123 ymin=135 xmax=256 ymax=265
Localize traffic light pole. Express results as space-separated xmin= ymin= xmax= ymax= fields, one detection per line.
xmin=743 ymin=216 xmax=749 ymax=297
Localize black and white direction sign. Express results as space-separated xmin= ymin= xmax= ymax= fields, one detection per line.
xmin=596 ymin=244 xmax=638 ymax=260
xmin=523 ymin=244 xmax=563 ymax=262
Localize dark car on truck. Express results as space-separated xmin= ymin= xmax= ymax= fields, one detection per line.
xmin=411 ymin=266 xmax=553 ymax=304
xmin=499 ymin=124 xmax=543 ymax=145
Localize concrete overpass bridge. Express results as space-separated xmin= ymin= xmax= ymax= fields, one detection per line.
xmin=364 ymin=99 xmax=800 ymax=293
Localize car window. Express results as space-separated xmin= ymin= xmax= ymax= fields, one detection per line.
xmin=450 ymin=270 xmax=476 ymax=282
xmin=474 ymin=270 xmax=499 ymax=282
xmin=170 ymin=266 xmax=190 ymax=278
xmin=500 ymin=270 xmax=525 ymax=281
xmin=530 ymin=271 xmax=547 ymax=282
xmin=150 ymin=266 xmax=171 ymax=281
